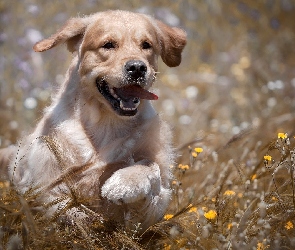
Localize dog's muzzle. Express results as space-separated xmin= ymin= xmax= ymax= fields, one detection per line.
xmin=125 ymin=60 xmax=147 ymax=81
xmin=96 ymin=60 xmax=158 ymax=116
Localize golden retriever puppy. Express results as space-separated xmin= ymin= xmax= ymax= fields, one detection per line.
xmin=9 ymin=10 xmax=186 ymax=231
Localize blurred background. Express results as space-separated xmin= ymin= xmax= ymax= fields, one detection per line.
xmin=1 ymin=0 xmax=295 ymax=149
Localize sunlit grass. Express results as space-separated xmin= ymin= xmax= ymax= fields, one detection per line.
xmin=1 ymin=130 xmax=295 ymax=249
xmin=1 ymin=1 xmax=295 ymax=249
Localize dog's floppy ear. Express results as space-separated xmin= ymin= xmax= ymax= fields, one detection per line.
xmin=33 ymin=17 xmax=89 ymax=52
xmin=157 ymin=21 xmax=187 ymax=67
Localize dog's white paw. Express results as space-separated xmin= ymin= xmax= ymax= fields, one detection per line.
xmin=101 ymin=163 xmax=161 ymax=205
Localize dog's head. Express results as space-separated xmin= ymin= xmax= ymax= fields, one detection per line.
xmin=34 ymin=10 xmax=186 ymax=117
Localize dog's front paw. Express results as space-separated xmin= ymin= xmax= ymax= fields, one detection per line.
xmin=101 ymin=163 xmax=160 ymax=205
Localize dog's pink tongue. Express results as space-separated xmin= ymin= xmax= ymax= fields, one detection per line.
xmin=116 ymin=85 xmax=158 ymax=100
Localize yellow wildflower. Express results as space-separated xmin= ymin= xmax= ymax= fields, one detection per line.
xmin=163 ymin=244 xmax=171 ymax=250
xmin=264 ymin=155 xmax=272 ymax=162
xmin=278 ymin=133 xmax=287 ymax=139
xmin=251 ymin=174 xmax=257 ymax=180
xmin=285 ymin=221 xmax=294 ymax=230
xmin=178 ymin=164 xmax=189 ymax=170
xmin=194 ymin=147 xmax=203 ymax=153
xmin=164 ymin=214 xmax=174 ymax=220
xmin=227 ymin=223 xmax=233 ymax=230
xmin=189 ymin=206 xmax=197 ymax=213
xmin=271 ymin=196 xmax=278 ymax=202
xmin=223 ymin=190 xmax=236 ymax=196
xmin=204 ymin=209 xmax=217 ymax=220
xmin=257 ymin=242 xmax=268 ymax=250
xmin=191 ymin=147 xmax=203 ymax=157
xmin=191 ymin=152 xmax=198 ymax=157
xmin=172 ymin=180 xmax=178 ymax=185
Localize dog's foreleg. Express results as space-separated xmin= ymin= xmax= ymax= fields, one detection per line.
xmin=101 ymin=161 xmax=163 ymax=205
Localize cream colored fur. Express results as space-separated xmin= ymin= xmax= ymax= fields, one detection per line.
xmin=8 ymin=10 xmax=186 ymax=231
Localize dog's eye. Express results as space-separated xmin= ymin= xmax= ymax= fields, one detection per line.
xmin=142 ymin=41 xmax=152 ymax=50
xmin=102 ymin=42 xmax=115 ymax=49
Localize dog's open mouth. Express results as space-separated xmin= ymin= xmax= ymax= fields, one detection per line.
xmin=96 ymin=80 xmax=158 ymax=116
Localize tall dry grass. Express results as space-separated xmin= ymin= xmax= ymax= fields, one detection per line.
xmin=1 ymin=1 xmax=295 ymax=249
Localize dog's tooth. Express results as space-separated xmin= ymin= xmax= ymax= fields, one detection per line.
xmin=133 ymin=99 xmax=140 ymax=109
xmin=119 ymin=100 xmax=136 ymax=111
xmin=110 ymin=88 xmax=119 ymax=99
xmin=120 ymin=100 xmax=125 ymax=110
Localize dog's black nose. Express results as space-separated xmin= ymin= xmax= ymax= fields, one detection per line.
xmin=125 ymin=60 xmax=147 ymax=79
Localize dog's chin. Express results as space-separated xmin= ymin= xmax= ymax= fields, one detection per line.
xmin=96 ymin=79 xmax=140 ymax=117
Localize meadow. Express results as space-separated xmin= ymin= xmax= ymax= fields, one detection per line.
xmin=0 ymin=1 xmax=295 ymax=249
